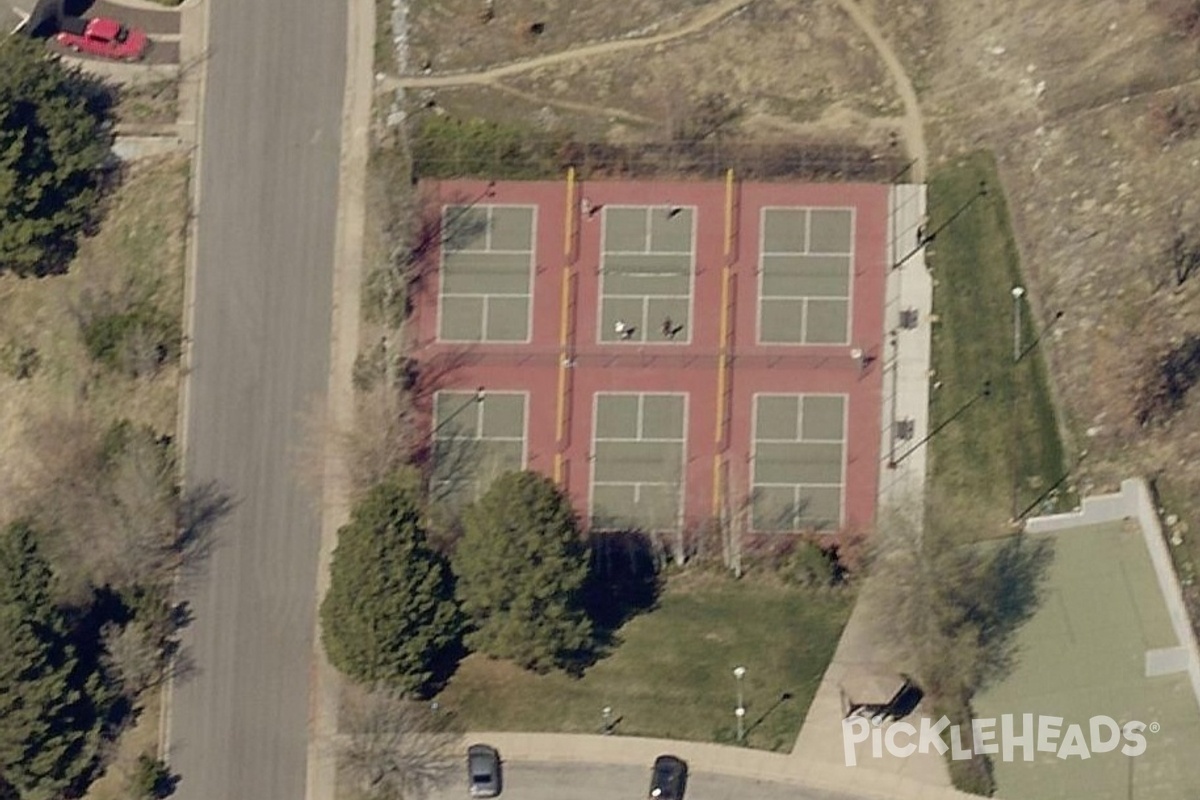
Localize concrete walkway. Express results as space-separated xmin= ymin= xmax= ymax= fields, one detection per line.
xmin=787 ymin=184 xmax=954 ymax=792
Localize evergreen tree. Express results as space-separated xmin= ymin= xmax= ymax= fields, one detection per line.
xmin=0 ymin=37 xmax=113 ymax=276
xmin=320 ymin=471 xmax=462 ymax=694
xmin=0 ymin=522 xmax=104 ymax=799
xmin=453 ymin=471 xmax=594 ymax=672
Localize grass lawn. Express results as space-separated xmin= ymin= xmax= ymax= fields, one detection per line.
xmin=926 ymin=151 xmax=1073 ymax=539
xmin=435 ymin=573 xmax=853 ymax=752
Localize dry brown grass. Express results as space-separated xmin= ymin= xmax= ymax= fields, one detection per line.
xmin=408 ymin=0 xmax=724 ymax=73
xmin=0 ymin=153 xmax=189 ymax=798
xmin=84 ymin=692 xmax=163 ymax=800
xmin=407 ymin=0 xmax=902 ymax=150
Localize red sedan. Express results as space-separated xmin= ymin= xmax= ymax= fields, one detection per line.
xmin=55 ymin=16 xmax=149 ymax=62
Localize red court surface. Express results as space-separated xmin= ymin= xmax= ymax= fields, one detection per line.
xmin=409 ymin=177 xmax=888 ymax=535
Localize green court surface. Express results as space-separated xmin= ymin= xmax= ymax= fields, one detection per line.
xmin=974 ymin=521 xmax=1200 ymax=799
xmin=590 ymin=393 xmax=686 ymax=531
xmin=431 ymin=391 xmax=526 ymax=505
xmin=600 ymin=206 xmax=694 ymax=344
xmin=758 ymin=207 xmax=853 ymax=345
xmin=438 ymin=205 xmax=535 ymax=342
xmin=750 ymin=394 xmax=845 ymax=532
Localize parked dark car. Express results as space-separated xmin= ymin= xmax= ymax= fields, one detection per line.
xmin=467 ymin=743 xmax=501 ymax=797
xmin=648 ymin=754 xmax=687 ymax=800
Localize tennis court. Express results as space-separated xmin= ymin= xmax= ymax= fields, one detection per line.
xmin=599 ymin=206 xmax=695 ymax=344
xmin=758 ymin=207 xmax=854 ymax=344
xmin=431 ymin=390 xmax=527 ymax=504
xmin=438 ymin=205 xmax=536 ymax=342
xmin=750 ymin=393 xmax=847 ymax=531
xmin=589 ymin=393 xmax=688 ymax=531
xmin=973 ymin=521 xmax=1200 ymax=799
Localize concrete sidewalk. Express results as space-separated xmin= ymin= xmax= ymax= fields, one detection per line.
xmin=787 ymin=185 xmax=956 ymax=793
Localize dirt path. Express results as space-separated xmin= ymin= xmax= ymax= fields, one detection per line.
xmin=489 ymin=82 xmax=657 ymax=126
xmin=384 ymin=0 xmax=752 ymax=90
xmin=831 ymin=0 xmax=927 ymax=182
xmin=388 ymin=0 xmax=928 ymax=183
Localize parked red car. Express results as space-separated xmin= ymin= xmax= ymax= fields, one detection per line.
xmin=55 ymin=16 xmax=148 ymax=62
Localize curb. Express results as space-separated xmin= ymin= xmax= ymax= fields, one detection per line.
xmin=160 ymin=0 xmax=208 ymax=766
xmin=304 ymin=0 xmax=375 ymax=792
xmin=99 ymin=0 xmax=185 ymax=12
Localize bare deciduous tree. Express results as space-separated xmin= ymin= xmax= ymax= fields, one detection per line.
xmin=873 ymin=502 xmax=1053 ymax=704
xmin=100 ymin=621 xmax=164 ymax=698
xmin=338 ymin=686 xmax=462 ymax=800
xmin=1168 ymin=214 xmax=1200 ymax=288
xmin=18 ymin=411 xmax=232 ymax=598
xmin=343 ymin=386 xmax=421 ymax=499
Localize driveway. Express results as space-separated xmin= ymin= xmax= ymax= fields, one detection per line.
xmin=9 ymin=0 xmax=179 ymax=64
xmin=426 ymin=762 xmax=863 ymax=800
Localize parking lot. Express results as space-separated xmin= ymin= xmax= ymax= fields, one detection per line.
xmin=426 ymin=761 xmax=861 ymax=800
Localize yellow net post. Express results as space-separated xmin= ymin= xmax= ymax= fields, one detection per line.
xmin=554 ymin=168 xmax=576 ymax=487
xmin=725 ymin=167 xmax=737 ymax=260
xmin=713 ymin=169 xmax=736 ymax=518
xmin=563 ymin=167 xmax=576 ymax=259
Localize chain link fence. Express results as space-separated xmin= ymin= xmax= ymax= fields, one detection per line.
xmin=410 ymin=117 xmax=912 ymax=184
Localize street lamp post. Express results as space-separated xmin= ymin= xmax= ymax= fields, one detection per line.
xmin=442 ymin=182 xmax=498 ymax=246
xmin=1011 ymin=286 xmax=1025 ymax=363
xmin=432 ymin=386 xmax=486 ymax=437
xmin=893 ymin=181 xmax=988 ymax=270
xmin=1010 ymin=286 xmax=1025 ymax=521
xmin=888 ymin=381 xmax=993 ymax=469
xmin=1016 ymin=310 xmax=1065 ymax=364
xmin=733 ymin=666 xmax=746 ymax=743
xmin=602 ymin=706 xmax=613 ymax=735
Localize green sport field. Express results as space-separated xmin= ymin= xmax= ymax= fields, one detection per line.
xmin=974 ymin=521 xmax=1200 ymax=799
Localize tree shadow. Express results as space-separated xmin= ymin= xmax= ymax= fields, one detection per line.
xmin=580 ymin=530 xmax=663 ymax=653
xmin=743 ymin=691 xmax=794 ymax=738
xmin=419 ymin=635 xmax=469 ymax=699
xmin=174 ymin=480 xmax=237 ymax=587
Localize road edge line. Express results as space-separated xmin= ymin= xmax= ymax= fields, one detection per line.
xmin=160 ymin=0 xmax=210 ymax=767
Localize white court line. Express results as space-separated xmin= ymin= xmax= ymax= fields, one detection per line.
xmin=759 ymin=292 xmax=851 ymax=301
xmin=597 ymin=207 xmax=697 ymax=345
xmin=440 ymin=291 xmax=532 ymax=298
xmin=756 ymin=206 xmax=857 ymax=346
xmin=603 ymin=292 xmax=691 ymax=298
xmin=445 ymin=248 xmax=536 ymax=256
xmin=604 ymin=250 xmax=695 ymax=257
xmin=749 ymin=392 xmax=849 ymax=530
xmin=436 ymin=204 xmax=536 ymax=343
xmin=588 ymin=392 xmax=688 ymax=529
xmin=760 ymin=250 xmax=854 ymax=257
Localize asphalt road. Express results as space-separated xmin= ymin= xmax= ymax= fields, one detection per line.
xmin=427 ymin=762 xmax=865 ymax=800
xmin=93 ymin=0 xmax=180 ymax=34
xmin=168 ymin=0 xmax=346 ymax=798
xmin=45 ymin=37 xmax=178 ymax=65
